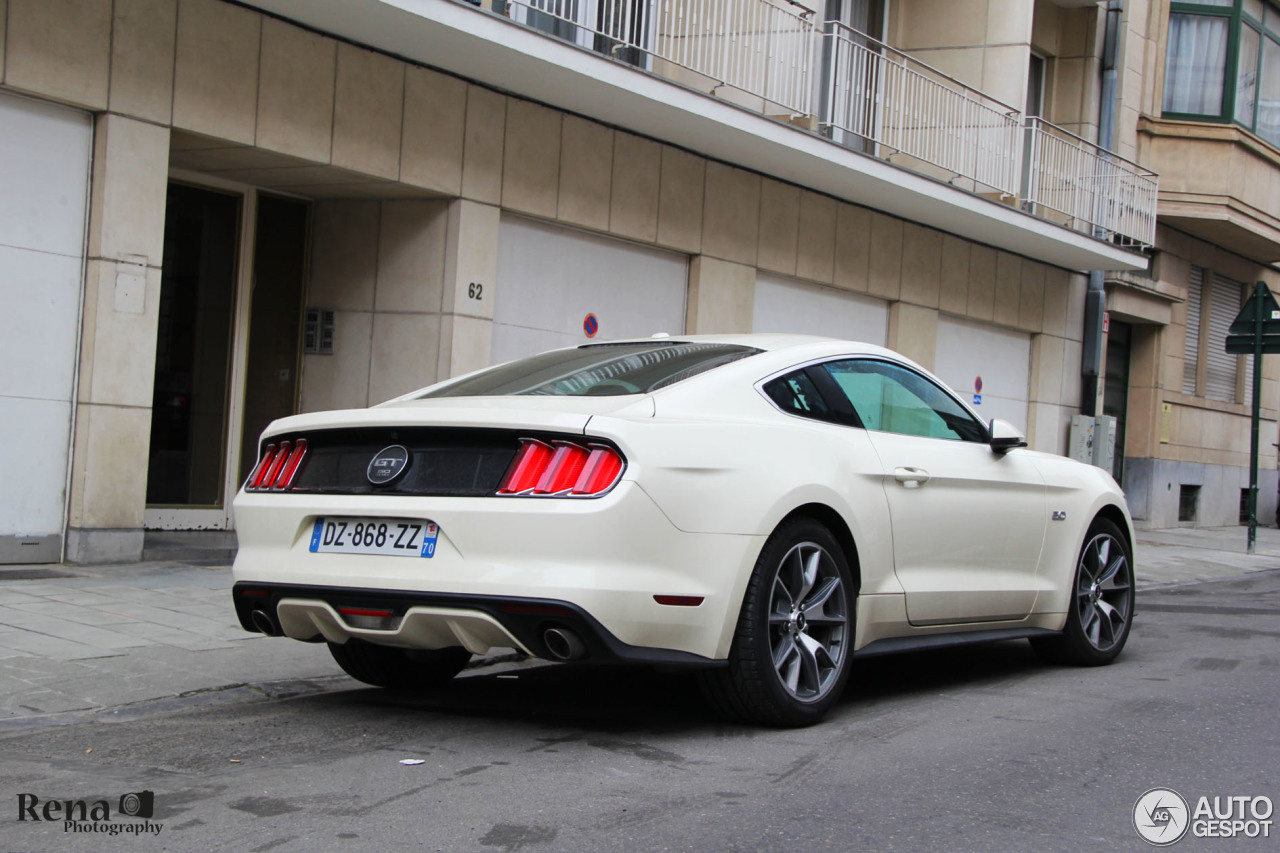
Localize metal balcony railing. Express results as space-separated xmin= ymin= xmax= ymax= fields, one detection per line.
xmin=819 ymin=21 xmax=1023 ymax=198
xmin=487 ymin=0 xmax=1159 ymax=249
xmin=1021 ymin=118 xmax=1159 ymax=248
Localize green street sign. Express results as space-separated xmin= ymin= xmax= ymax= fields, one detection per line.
xmin=1228 ymin=282 xmax=1280 ymax=337
xmin=1226 ymin=281 xmax=1275 ymax=555
xmin=1225 ymin=334 xmax=1280 ymax=354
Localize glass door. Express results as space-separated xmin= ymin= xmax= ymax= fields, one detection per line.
xmin=145 ymin=183 xmax=242 ymax=528
xmin=1103 ymin=321 xmax=1132 ymax=484
xmin=146 ymin=180 xmax=310 ymax=531
xmin=819 ymin=0 xmax=887 ymax=151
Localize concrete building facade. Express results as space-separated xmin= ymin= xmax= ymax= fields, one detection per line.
xmin=0 ymin=0 xmax=1274 ymax=564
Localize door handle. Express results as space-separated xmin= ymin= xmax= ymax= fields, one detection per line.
xmin=893 ymin=467 xmax=930 ymax=487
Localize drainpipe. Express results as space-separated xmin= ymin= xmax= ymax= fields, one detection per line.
xmin=1081 ymin=0 xmax=1123 ymax=416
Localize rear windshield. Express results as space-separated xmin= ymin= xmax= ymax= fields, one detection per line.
xmin=418 ymin=342 xmax=761 ymax=398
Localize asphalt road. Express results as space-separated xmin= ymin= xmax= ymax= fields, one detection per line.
xmin=3 ymin=570 xmax=1278 ymax=853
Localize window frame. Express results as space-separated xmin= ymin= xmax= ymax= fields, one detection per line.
xmin=1164 ymin=0 xmax=1280 ymax=148
xmin=1181 ymin=265 xmax=1251 ymax=404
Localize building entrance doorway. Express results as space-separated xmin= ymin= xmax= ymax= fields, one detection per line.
xmin=145 ymin=181 xmax=308 ymax=530
xmin=1103 ymin=321 xmax=1132 ymax=483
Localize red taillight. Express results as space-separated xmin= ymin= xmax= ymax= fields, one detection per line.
xmin=246 ymin=438 xmax=309 ymax=491
xmin=247 ymin=444 xmax=279 ymax=490
xmin=498 ymin=440 xmax=556 ymax=494
xmin=273 ymin=439 xmax=308 ymax=490
xmin=497 ymin=439 xmax=624 ymax=497
xmin=262 ymin=440 xmax=292 ymax=489
xmin=572 ymin=447 xmax=624 ymax=495
xmin=536 ymin=443 xmax=591 ymax=494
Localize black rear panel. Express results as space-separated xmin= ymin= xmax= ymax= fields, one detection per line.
xmin=274 ymin=427 xmax=521 ymax=496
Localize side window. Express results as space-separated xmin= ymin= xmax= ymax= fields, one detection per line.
xmin=820 ymin=360 xmax=987 ymax=443
xmin=763 ymin=371 xmax=833 ymax=420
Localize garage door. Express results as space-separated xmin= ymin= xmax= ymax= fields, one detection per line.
xmin=493 ymin=216 xmax=688 ymax=364
xmin=0 ymin=93 xmax=93 ymax=563
xmin=753 ymin=273 xmax=888 ymax=345
xmin=934 ymin=316 xmax=1031 ymax=432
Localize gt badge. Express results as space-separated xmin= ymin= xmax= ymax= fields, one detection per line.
xmin=367 ymin=445 xmax=411 ymax=486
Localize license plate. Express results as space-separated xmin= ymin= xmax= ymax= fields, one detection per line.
xmin=309 ymin=517 xmax=439 ymax=558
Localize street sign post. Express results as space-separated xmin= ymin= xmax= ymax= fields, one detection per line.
xmin=1225 ymin=281 xmax=1280 ymax=554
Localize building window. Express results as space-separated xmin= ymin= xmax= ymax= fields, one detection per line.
xmin=1164 ymin=1 xmax=1280 ymax=149
xmin=1179 ymin=484 xmax=1201 ymax=522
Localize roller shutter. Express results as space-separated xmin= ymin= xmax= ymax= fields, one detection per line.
xmin=0 ymin=93 xmax=92 ymax=563
xmin=752 ymin=273 xmax=889 ymax=344
xmin=493 ymin=216 xmax=687 ymax=364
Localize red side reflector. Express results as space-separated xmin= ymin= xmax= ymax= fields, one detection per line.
xmin=338 ymin=607 xmax=395 ymax=618
xmin=238 ymin=588 xmax=270 ymax=598
xmin=498 ymin=440 xmax=555 ymax=494
xmin=272 ymin=439 xmax=308 ymax=490
xmin=247 ymin=444 xmax=278 ymax=490
xmin=535 ymin=443 xmax=590 ymax=494
xmin=572 ymin=447 xmax=624 ymax=495
xmin=654 ymin=595 xmax=704 ymax=607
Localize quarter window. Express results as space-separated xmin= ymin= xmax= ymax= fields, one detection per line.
xmin=763 ymin=371 xmax=835 ymax=420
xmin=820 ymin=360 xmax=987 ymax=442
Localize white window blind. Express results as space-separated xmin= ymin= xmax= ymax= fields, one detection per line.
xmin=1205 ymin=273 xmax=1244 ymax=403
xmin=1183 ymin=265 xmax=1203 ymax=396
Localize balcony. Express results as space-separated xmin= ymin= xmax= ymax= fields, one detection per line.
xmin=491 ymin=0 xmax=1156 ymax=249
xmin=237 ymin=0 xmax=1154 ymax=271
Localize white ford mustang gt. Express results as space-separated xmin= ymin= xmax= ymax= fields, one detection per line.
xmin=232 ymin=334 xmax=1135 ymax=726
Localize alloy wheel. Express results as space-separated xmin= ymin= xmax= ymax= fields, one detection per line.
xmin=767 ymin=542 xmax=849 ymax=702
xmin=1075 ymin=532 xmax=1132 ymax=653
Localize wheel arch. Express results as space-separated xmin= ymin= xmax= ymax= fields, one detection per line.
xmin=774 ymin=503 xmax=862 ymax=594
xmin=1091 ymin=502 xmax=1135 ymax=557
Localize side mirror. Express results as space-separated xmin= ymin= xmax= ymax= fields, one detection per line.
xmin=989 ymin=418 xmax=1028 ymax=453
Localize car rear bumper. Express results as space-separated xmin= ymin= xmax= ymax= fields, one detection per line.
xmin=234 ymin=582 xmax=728 ymax=666
xmin=231 ymin=482 xmax=764 ymax=660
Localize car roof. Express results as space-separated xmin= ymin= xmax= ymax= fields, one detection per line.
xmin=598 ymin=333 xmax=915 ymax=368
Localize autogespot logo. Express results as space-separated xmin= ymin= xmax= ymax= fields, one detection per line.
xmin=1133 ymin=788 xmax=1275 ymax=844
xmin=1134 ymin=788 xmax=1191 ymax=846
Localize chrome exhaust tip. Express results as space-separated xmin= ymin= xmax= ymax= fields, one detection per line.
xmin=542 ymin=627 xmax=587 ymax=661
xmin=250 ymin=608 xmax=281 ymax=637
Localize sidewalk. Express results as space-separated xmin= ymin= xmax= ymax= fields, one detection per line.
xmin=1 ymin=526 xmax=1278 ymax=729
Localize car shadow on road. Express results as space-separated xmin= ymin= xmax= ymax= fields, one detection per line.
xmin=298 ymin=638 xmax=1052 ymax=732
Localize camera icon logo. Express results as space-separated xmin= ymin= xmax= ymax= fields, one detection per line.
xmin=118 ymin=790 xmax=154 ymax=819
xmin=1134 ymin=788 xmax=1190 ymax=846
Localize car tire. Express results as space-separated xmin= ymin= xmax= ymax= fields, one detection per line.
xmin=1031 ymin=516 xmax=1134 ymax=666
xmin=328 ymin=639 xmax=471 ymax=689
xmin=700 ymin=518 xmax=855 ymax=727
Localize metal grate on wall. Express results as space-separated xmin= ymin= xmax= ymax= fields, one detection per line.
xmin=304 ymin=308 xmax=335 ymax=355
